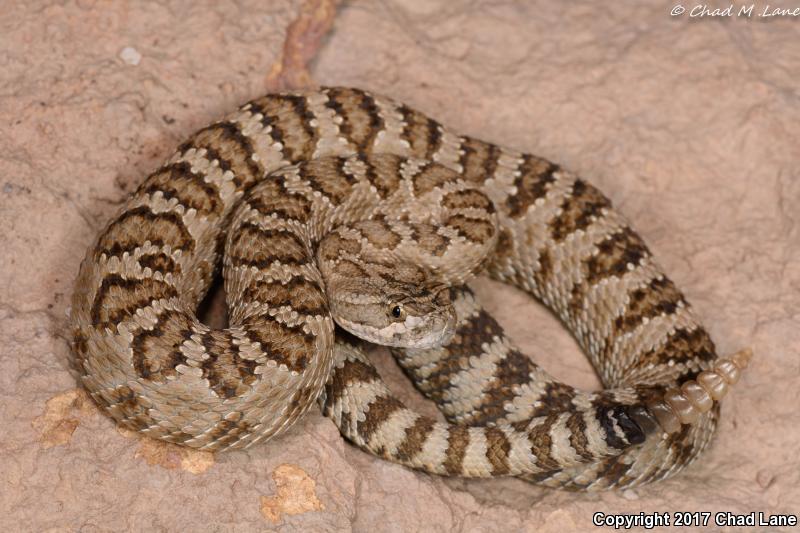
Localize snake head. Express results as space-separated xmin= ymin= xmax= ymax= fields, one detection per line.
xmin=329 ymin=281 xmax=457 ymax=349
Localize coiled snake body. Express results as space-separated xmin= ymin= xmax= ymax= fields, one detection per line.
xmin=70 ymin=87 xmax=750 ymax=490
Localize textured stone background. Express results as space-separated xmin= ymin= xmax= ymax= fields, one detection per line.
xmin=1 ymin=1 xmax=799 ymax=531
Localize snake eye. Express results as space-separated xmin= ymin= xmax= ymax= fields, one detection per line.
xmin=390 ymin=305 xmax=404 ymax=319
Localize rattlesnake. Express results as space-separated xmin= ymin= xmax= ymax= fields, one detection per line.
xmin=70 ymin=87 xmax=750 ymax=490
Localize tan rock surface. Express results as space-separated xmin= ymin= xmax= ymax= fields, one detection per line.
xmin=1 ymin=1 xmax=798 ymax=531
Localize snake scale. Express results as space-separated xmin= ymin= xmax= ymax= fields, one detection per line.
xmin=70 ymin=87 xmax=751 ymax=490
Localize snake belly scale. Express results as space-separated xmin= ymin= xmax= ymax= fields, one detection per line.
xmin=70 ymin=87 xmax=750 ymax=490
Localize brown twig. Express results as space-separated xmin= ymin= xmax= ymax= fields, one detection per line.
xmin=266 ymin=0 xmax=341 ymax=91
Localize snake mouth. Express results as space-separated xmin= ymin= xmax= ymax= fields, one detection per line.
xmin=398 ymin=315 xmax=456 ymax=349
xmin=333 ymin=306 xmax=457 ymax=349
xmin=391 ymin=303 xmax=457 ymax=349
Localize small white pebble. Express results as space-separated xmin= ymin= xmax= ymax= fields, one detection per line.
xmin=119 ymin=46 xmax=142 ymax=66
